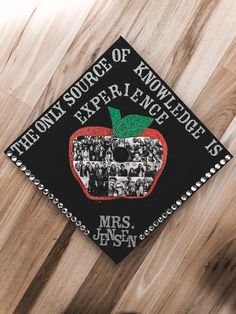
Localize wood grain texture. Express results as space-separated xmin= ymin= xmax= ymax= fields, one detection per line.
xmin=0 ymin=0 xmax=95 ymax=107
xmin=0 ymin=0 xmax=236 ymax=313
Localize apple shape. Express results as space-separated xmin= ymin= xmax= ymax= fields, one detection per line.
xmin=69 ymin=107 xmax=167 ymax=200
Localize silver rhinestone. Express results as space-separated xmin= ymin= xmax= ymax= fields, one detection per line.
xmin=205 ymin=172 xmax=211 ymax=178
xmin=57 ymin=203 xmax=63 ymax=209
xmin=48 ymin=193 xmax=54 ymax=199
xmin=53 ymin=198 xmax=59 ymax=204
xmin=66 ymin=212 xmax=72 ymax=218
xmin=75 ymin=220 xmax=82 ymax=227
xmin=20 ymin=165 xmax=26 ymax=171
xmin=71 ymin=216 xmax=77 ymax=222
xmin=6 ymin=150 xmax=13 ymax=157
xmin=139 ymin=234 xmax=145 ymax=240
xmin=38 ymin=184 xmax=44 ymax=190
xmin=171 ymin=204 xmax=177 ymax=210
xmin=84 ymin=229 xmax=90 ymax=235
xmin=144 ymin=229 xmax=150 ymax=235
xmin=191 ymin=185 xmax=197 ymax=192
xmin=11 ymin=156 xmax=17 ymax=162
xmin=210 ymin=168 xmax=216 ymax=174
xmin=25 ymin=170 xmax=31 ymax=176
xmin=16 ymin=160 xmax=22 ymax=166
xmin=34 ymin=179 xmax=40 ymax=185
xmin=43 ymin=189 xmax=49 ymax=195
xmin=80 ymin=225 xmax=86 ymax=231
xmin=149 ymin=225 xmax=155 ymax=231
xmin=62 ymin=208 xmax=68 ymax=214
xmin=196 ymin=181 xmax=201 ymax=187
xmin=200 ymin=177 xmax=206 ymax=183
xmin=215 ymin=163 xmax=221 ymax=169
xmin=162 ymin=212 xmax=168 ymax=219
xmin=220 ymin=159 xmax=226 ymax=165
xmin=181 ymin=195 xmax=187 ymax=201
xmin=166 ymin=208 xmax=173 ymax=215
xmin=176 ymin=200 xmax=182 ymax=206
xmin=153 ymin=221 xmax=159 ymax=227
xmin=158 ymin=217 xmax=164 ymax=223
xmin=29 ymin=174 xmax=35 ymax=181
xmin=186 ymin=190 xmax=192 ymax=196
xmin=225 ymin=155 xmax=231 ymax=161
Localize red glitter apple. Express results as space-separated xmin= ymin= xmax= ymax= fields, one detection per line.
xmin=69 ymin=107 xmax=167 ymax=200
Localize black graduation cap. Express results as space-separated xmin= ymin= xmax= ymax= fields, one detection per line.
xmin=5 ymin=37 xmax=233 ymax=263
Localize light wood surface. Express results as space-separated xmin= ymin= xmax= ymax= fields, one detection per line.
xmin=0 ymin=1 xmax=236 ymax=313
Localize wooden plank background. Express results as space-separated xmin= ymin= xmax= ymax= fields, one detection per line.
xmin=0 ymin=0 xmax=236 ymax=313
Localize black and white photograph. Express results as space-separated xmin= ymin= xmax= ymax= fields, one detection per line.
xmin=108 ymin=176 xmax=153 ymax=197
xmin=72 ymin=135 xmax=163 ymax=197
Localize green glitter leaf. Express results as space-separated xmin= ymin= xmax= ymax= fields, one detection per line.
xmin=108 ymin=106 xmax=154 ymax=137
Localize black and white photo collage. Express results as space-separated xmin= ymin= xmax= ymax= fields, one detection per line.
xmin=72 ymin=136 xmax=163 ymax=197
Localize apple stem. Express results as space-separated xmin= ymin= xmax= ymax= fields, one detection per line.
xmin=108 ymin=106 xmax=121 ymax=127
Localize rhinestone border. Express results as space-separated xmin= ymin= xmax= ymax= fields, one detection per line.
xmin=5 ymin=151 xmax=232 ymax=242
xmin=5 ymin=150 xmax=90 ymax=236
xmin=138 ymin=155 xmax=232 ymax=241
